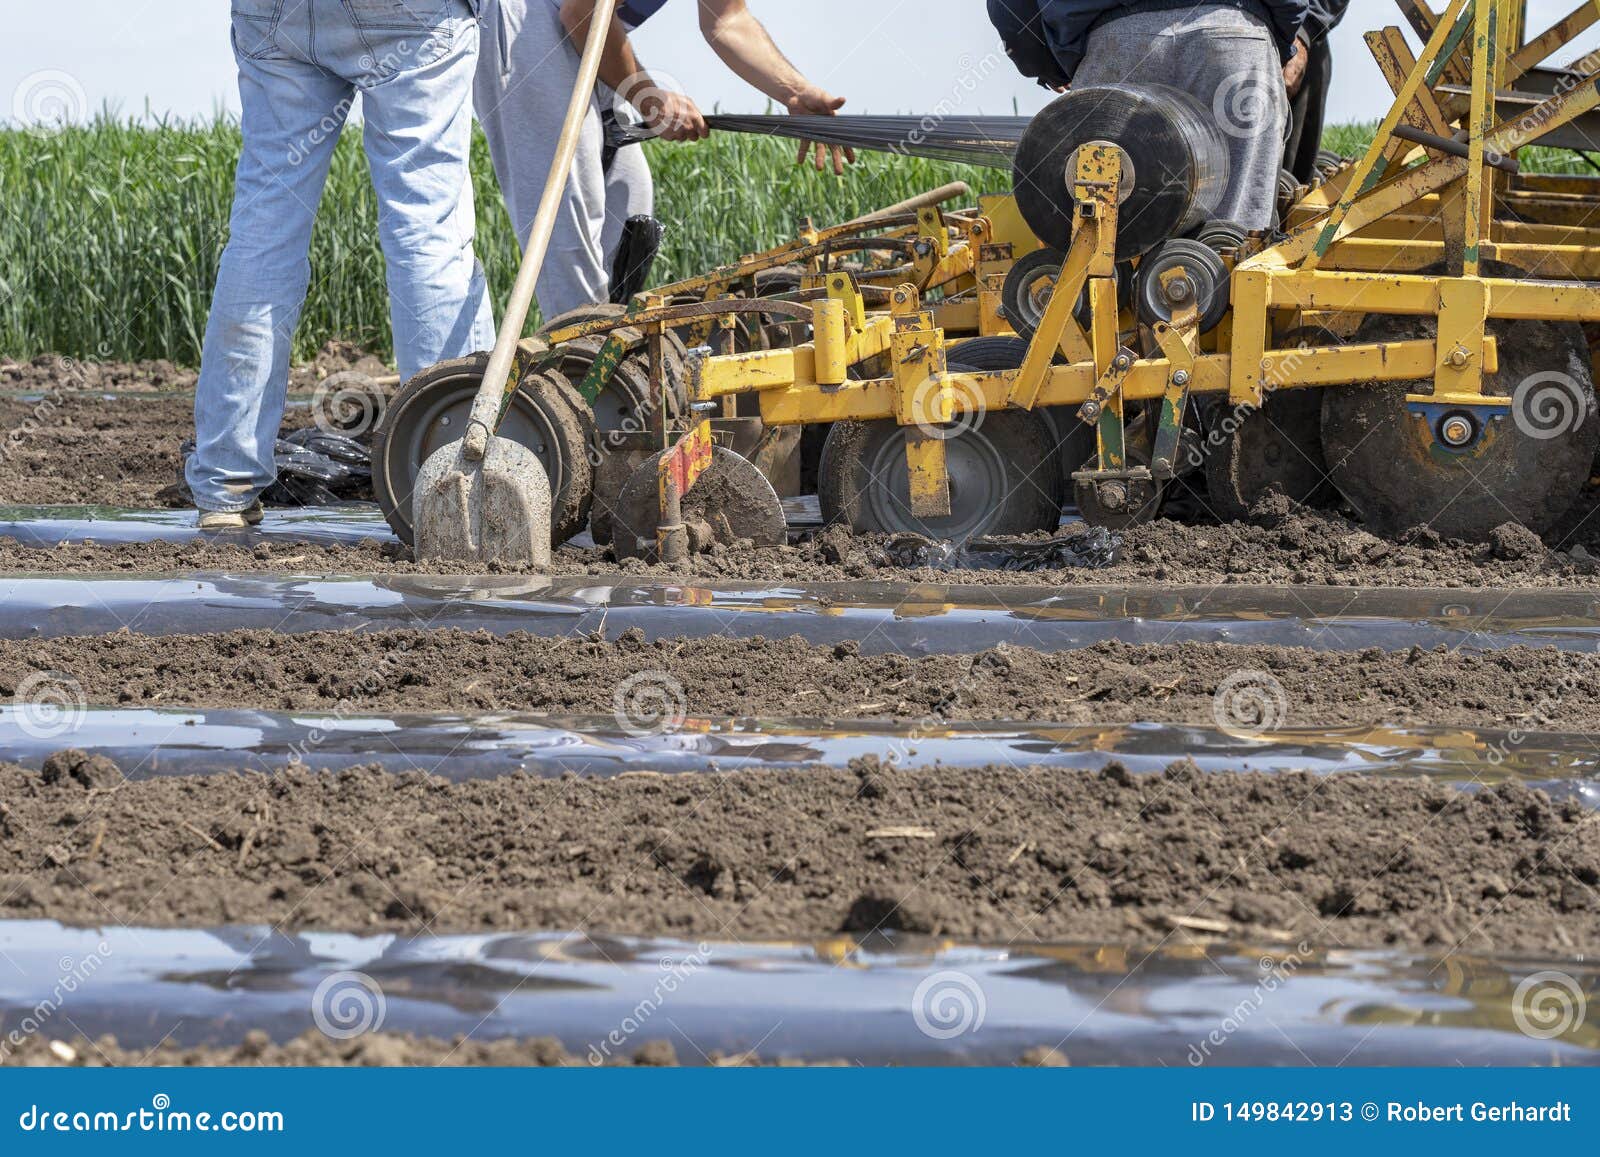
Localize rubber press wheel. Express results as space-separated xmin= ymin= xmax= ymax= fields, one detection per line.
xmin=538 ymin=303 xmax=689 ymax=432
xmin=818 ymin=364 xmax=1064 ymax=543
xmin=948 ymin=336 xmax=1094 ymax=486
xmin=372 ymin=353 xmax=595 ymax=546
xmin=1320 ymin=262 xmax=1600 ymax=540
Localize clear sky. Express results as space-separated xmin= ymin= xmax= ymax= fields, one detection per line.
xmin=6 ymin=1 xmax=1600 ymax=129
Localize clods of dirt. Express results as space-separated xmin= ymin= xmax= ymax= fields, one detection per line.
xmin=1 ymin=755 xmax=1595 ymax=954
xmin=6 ymin=629 xmax=1600 ymax=730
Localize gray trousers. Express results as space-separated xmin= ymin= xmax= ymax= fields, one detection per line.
xmin=1068 ymin=5 xmax=1288 ymax=231
xmin=474 ymin=0 xmax=654 ymax=320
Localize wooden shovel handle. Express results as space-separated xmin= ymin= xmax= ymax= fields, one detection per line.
xmin=464 ymin=0 xmax=620 ymax=461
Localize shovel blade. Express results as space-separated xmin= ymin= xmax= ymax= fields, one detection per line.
xmin=412 ymin=436 xmax=552 ymax=566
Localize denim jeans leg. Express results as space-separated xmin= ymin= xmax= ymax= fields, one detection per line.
xmin=360 ymin=22 xmax=494 ymax=380
xmin=187 ymin=54 xmax=351 ymax=512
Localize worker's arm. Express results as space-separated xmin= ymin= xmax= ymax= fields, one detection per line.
xmin=697 ymin=0 xmax=854 ymax=174
xmin=560 ymin=0 xmax=709 ymax=141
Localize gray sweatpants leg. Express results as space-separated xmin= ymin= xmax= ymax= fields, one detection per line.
xmin=474 ymin=0 xmax=653 ymax=320
xmin=1067 ymin=5 xmax=1288 ymax=231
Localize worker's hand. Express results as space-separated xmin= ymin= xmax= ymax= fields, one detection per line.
xmin=786 ymin=88 xmax=855 ymax=176
xmin=1284 ymin=37 xmax=1309 ymax=97
xmin=641 ymin=87 xmax=710 ymax=142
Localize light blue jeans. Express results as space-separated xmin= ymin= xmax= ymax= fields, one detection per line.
xmin=190 ymin=0 xmax=495 ymax=513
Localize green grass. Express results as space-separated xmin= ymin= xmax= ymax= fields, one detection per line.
xmin=2 ymin=115 xmax=1590 ymax=366
xmin=0 ymin=115 xmax=1006 ymax=366
xmin=1323 ymin=120 xmax=1599 ymax=175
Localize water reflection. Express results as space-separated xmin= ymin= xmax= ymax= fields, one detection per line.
xmin=0 ymin=922 xmax=1593 ymax=1066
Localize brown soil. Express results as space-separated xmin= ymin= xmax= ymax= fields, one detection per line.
xmin=0 ymin=342 xmax=387 ymax=396
xmin=7 ymin=629 xmax=1600 ymax=730
xmin=5 ymin=502 xmax=1600 ymax=589
xmin=1 ymin=1031 xmax=699 ymax=1068
xmin=0 ymin=344 xmax=388 ymax=506
xmin=2 ymin=754 xmax=1595 ymax=954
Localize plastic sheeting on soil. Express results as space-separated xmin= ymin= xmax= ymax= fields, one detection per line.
xmin=5 ymin=573 xmax=1600 ymax=653
xmin=1 ymin=707 xmax=1596 ymax=805
xmin=2 ymin=921 xmax=1594 ymax=1066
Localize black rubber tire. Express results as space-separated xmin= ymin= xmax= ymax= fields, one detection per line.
xmin=818 ymin=405 xmax=1064 ymax=542
xmin=372 ymin=354 xmax=595 ymax=547
xmin=948 ymin=337 xmax=1094 ymax=487
xmin=1320 ymin=262 xmax=1600 ymax=540
xmin=1001 ymin=249 xmax=1064 ymax=341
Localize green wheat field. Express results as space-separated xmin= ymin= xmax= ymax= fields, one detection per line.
xmin=0 ymin=117 xmax=1591 ymax=365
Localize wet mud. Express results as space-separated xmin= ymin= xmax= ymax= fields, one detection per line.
xmin=1 ymin=755 xmax=1597 ymax=955
xmin=3 ymin=922 xmax=1595 ymax=1067
xmin=10 ymin=628 xmax=1600 ymax=730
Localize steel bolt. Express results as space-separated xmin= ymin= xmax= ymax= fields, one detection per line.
xmin=1172 ymin=370 xmax=1191 ymax=387
xmin=1081 ymin=401 xmax=1101 ymax=420
xmin=1439 ymin=413 xmax=1476 ymax=447
xmin=1112 ymin=354 xmax=1132 ymax=371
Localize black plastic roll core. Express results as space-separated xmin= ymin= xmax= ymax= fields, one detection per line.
xmin=1013 ymin=85 xmax=1229 ymax=260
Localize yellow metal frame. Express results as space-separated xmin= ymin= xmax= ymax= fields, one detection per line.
xmin=683 ymin=0 xmax=1600 ymax=508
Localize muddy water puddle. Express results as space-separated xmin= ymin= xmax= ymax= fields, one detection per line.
xmin=1 ymin=706 xmax=1595 ymax=802
xmin=5 ymin=573 xmax=1600 ymax=652
xmin=2 ymin=920 xmax=1593 ymax=1066
xmin=0 ymin=504 xmax=396 ymax=547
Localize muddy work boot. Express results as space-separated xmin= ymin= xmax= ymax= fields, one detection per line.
xmin=196 ymin=501 xmax=265 ymax=531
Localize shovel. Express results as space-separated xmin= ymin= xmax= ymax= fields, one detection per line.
xmin=413 ymin=0 xmax=620 ymax=564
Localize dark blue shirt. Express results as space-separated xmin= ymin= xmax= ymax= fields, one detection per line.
xmin=989 ymin=0 xmax=1310 ymax=84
